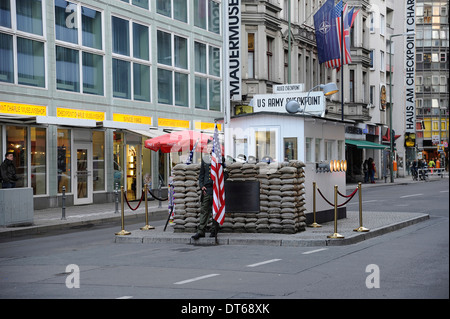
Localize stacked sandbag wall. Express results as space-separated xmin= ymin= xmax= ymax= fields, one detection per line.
xmin=171 ymin=161 xmax=306 ymax=234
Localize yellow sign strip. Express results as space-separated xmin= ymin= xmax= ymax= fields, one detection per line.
xmin=194 ymin=121 xmax=222 ymax=131
xmin=0 ymin=102 xmax=47 ymax=116
xmin=158 ymin=118 xmax=190 ymax=129
xmin=113 ymin=113 xmax=152 ymax=125
xmin=57 ymin=107 xmax=105 ymax=121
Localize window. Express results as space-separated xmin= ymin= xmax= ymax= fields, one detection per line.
xmin=6 ymin=126 xmax=28 ymax=188
xmin=369 ymin=50 xmax=375 ymax=69
xmin=0 ymin=0 xmax=45 ymax=87
xmin=55 ymin=1 xmax=103 ymax=95
xmin=325 ymin=140 xmax=334 ymax=161
xmin=255 ymin=128 xmax=277 ymax=161
xmin=315 ymin=138 xmax=322 ymax=162
xmin=120 ymin=0 xmax=149 ymax=10
xmin=305 ymin=138 xmax=312 ymax=162
xmin=93 ymin=131 xmax=105 ymax=191
xmin=267 ymin=37 xmax=274 ymax=81
xmin=349 ymin=69 xmax=355 ymax=102
xmin=112 ymin=16 xmax=150 ymax=101
xmin=284 ymin=137 xmax=297 ymax=161
xmin=194 ymin=41 xmax=221 ymax=110
xmin=248 ymin=33 xmax=255 ymax=79
xmin=380 ymin=51 xmax=385 ymax=71
xmin=157 ymin=30 xmax=188 ymax=106
xmin=31 ymin=127 xmax=46 ymax=195
xmin=194 ymin=0 xmax=220 ymax=34
xmin=57 ymin=129 xmax=71 ymax=193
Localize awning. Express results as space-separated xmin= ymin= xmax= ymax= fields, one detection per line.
xmin=126 ymin=129 xmax=166 ymax=139
xmin=345 ymin=139 xmax=388 ymax=149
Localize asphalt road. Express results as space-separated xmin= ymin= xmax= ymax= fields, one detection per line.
xmin=0 ymin=180 xmax=448 ymax=306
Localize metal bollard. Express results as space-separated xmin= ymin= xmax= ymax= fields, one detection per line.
xmin=354 ymin=182 xmax=369 ymax=232
xmin=115 ymin=186 xmax=131 ymax=236
xmin=61 ymin=186 xmax=66 ymax=220
xmin=327 ymin=185 xmax=344 ymax=239
xmin=158 ymin=180 xmax=162 ymax=208
xmin=114 ymin=183 xmax=119 ymax=214
xmin=141 ymin=184 xmax=155 ymax=230
xmin=308 ymin=182 xmax=321 ymax=228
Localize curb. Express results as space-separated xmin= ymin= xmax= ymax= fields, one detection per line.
xmin=0 ymin=209 xmax=168 ymax=240
xmin=114 ymin=213 xmax=430 ymax=247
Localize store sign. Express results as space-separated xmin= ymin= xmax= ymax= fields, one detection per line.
xmin=57 ymin=107 xmax=105 ymax=121
xmin=404 ymin=0 xmax=416 ymax=133
xmin=252 ymin=92 xmax=325 ymax=116
xmin=0 ymin=102 xmax=46 ymax=116
xmin=228 ymin=0 xmax=241 ymax=101
xmin=194 ymin=121 xmax=222 ymax=131
xmin=113 ymin=113 xmax=152 ymax=125
xmin=158 ymin=118 xmax=189 ymax=129
xmin=274 ymin=83 xmax=305 ymax=94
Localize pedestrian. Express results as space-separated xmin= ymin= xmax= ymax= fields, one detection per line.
xmin=411 ymin=159 xmax=418 ymax=180
xmin=428 ymin=158 xmax=435 ymax=174
xmin=1 ymin=152 xmax=18 ymax=188
xmin=191 ymin=140 xmax=219 ymax=240
xmin=363 ymin=159 xmax=369 ymax=183
xmin=368 ymin=157 xmax=376 ymax=183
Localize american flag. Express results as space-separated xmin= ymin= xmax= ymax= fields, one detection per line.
xmin=325 ymin=0 xmax=344 ymax=69
xmin=211 ymin=123 xmax=225 ymax=225
xmin=314 ymin=0 xmax=359 ymax=70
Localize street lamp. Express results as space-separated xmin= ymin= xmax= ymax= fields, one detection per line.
xmin=389 ymin=32 xmax=415 ymax=183
xmin=286 ymin=82 xmax=339 ymax=114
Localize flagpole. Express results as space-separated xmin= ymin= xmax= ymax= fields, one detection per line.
xmin=340 ymin=4 xmax=344 ymax=121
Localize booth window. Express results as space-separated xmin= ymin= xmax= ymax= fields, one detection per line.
xmin=255 ymin=128 xmax=277 ymax=161
xmin=284 ymin=137 xmax=297 ymax=161
xmin=57 ymin=129 xmax=71 ymax=193
xmin=315 ymin=138 xmax=322 ymax=162
xmin=305 ymin=138 xmax=312 ymax=162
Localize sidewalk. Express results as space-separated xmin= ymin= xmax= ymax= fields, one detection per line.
xmin=1 ymin=175 xmax=443 ymax=244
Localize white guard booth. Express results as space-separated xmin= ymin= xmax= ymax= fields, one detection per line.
xmin=224 ymin=92 xmax=349 ymax=223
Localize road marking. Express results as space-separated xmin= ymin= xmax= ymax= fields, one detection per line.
xmin=117 ymin=296 xmax=133 ymax=299
xmin=440 ymin=190 xmax=449 ymax=193
xmin=246 ymin=259 xmax=282 ymax=268
xmin=302 ymin=248 xmax=328 ymax=255
xmin=400 ymin=193 xmax=423 ymax=198
xmin=347 ymin=200 xmax=378 ymax=205
xmin=174 ymin=274 xmax=220 ymax=285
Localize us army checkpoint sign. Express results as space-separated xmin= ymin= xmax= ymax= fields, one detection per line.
xmin=252 ymin=91 xmax=325 ymax=116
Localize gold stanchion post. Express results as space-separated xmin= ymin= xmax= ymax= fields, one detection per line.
xmin=141 ymin=184 xmax=155 ymax=230
xmin=115 ymin=186 xmax=131 ymax=236
xmin=354 ymin=182 xmax=369 ymax=232
xmin=308 ymin=182 xmax=321 ymax=227
xmin=327 ymin=185 xmax=344 ymax=239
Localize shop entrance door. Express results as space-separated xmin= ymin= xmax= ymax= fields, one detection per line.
xmin=73 ymin=142 xmax=93 ymax=205
xmin=125 ymin=144 xmax=141 ymax=201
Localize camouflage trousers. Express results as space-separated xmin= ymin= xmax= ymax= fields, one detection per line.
xmin=197 ymin=193 xmax=219 ymax=236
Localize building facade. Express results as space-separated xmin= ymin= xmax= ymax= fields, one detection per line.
xmin=0 ymin=0 xmax=225 ymax=208
xmin=237 ymin=0 xmax=448 ymax=181
xmin=412 ymin=0 xmax=449 ymax=168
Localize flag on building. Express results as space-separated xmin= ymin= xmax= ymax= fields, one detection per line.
xmin=313 ymin=0 xmax=340 ymax=66
xmin=314 ymin=0 xmax=359 ymax=69
xmin=211 ymin=123 xmax=225 ymax=225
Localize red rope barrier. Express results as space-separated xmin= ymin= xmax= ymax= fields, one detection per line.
xmin=337 ymin=187 xmax=358 ymax=198
xmin=317 ymin=186 xmax=359 ymax=207
xmin=124 ymin=191 xmax=144 ymax=211
xmin=317 ymin=187 xmax=334 ymax=207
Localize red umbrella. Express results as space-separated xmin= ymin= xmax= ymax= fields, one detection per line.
xmin=144 ymin=130 xmax=214 ymax=153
